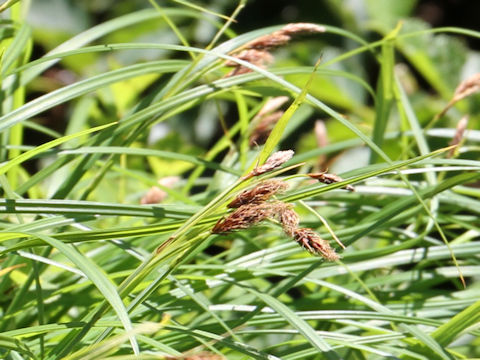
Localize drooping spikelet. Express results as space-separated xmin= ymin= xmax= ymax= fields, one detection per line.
xmin=243 ymin=150 xmax=294 ymax=180
xmin=293 ymin=228 xmax=339 ymax=261
xmin=308 ymin=172 xmax=354 ymax=192
xmin=228 ymin=180 xmax=288 ymax=208
xmin=212 ymin=203 xmax=276 ymax=234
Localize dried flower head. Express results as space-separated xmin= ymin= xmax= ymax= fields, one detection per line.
xmin=293 ymin=228 xmax=339 ymax=261
xmin=224 ymin=49 xmax=274 ymax=77
xmin=212 ymin=203 xmax=276 ymax=234
xmin=308 ymin=172 xmax=354 ymax=192
xmin=228 ymin=180 xmax=288 ymax=208
xmin=243 ymin=150 xmax=294 ymax=179
xmin=448 ymin=115 xmax=469 ymax=158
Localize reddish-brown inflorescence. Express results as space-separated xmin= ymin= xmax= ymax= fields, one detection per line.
xmin=277 ymin=203 xmax=300 ymax=237
xmin=212 ymin=203 xmax=277 ymax=234
xmin=228 ymin=180 xmax=288 ymax=208
xmin=293 ymin=228 xmax=339 ymax=261
xmin=225 ymin=22 xmax=325 ymax=77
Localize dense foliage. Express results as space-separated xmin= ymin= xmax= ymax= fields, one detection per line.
xmin=0 ymin=1 xmax=479 ymax=359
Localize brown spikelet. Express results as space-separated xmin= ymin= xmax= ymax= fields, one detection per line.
xmin=280 ymin=22 xmax=326 ymax=35
xmin=448 ymin=115 xmax=469 ymax=158
xmin=245 ymin=23 xmax=325 ymax=50
xmin=278 ymin=204 xmax=300 ymax=237
xmin=453 ymin=73 xmax=480 ymax=102
xmin=224 ymin=49 xmax=274 ymax=77
xmin=246 ymin=33 xmax=291 ymax=50
xmin=308 ymin=172 xmax=354 ymax=191
xmin=228 ymin=180 xmax=288 ymax=208
xmin=212 ymin=203 xmax=276 ymax=234
xmin=244 ymin=150 xmax=294 ymax=180
xmin=439 ymin=73 xmax=480 ymax=117
xmin=293 ymin=228 xmax=339 ymax=261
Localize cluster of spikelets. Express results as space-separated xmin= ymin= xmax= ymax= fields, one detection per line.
xmin=225 ymin=22 xmax=325 ymax=77
xmin=211 ymin=150 xmax=340 ymax=261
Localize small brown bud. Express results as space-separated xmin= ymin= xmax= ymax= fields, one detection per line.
xmin=212 ymin=203 xmax=276 ymax=234
xmin=308 ymin=172 xmax=354 ymax=192
xmin=244 ymin=150 xmax=294 ymax=179
xmin=293 ymin=228 xmax=339 ymax=261
xmin=228 ymin=180 xmax=288 ymax=208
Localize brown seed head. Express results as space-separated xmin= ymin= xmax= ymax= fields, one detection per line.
xmin=244 ymin=150 xmax=294 ymax=179
xmin=278 ymin=204 xmax=300 ymax=237
xmin=212 ymin=203 xmax=276 ymax=234
xmin=228 ymin=180 xmax=288 ymax=208
xmin=280 ymin=23 xmax=326 ymax=35
xmin=224 ymin=49 xmax=274 ymax=77
xmin=453 ymin=73 xmax=480 ymax=103
xmin=245 ymin=33 xmax=291 ymax=50
xmin=244 ymin=23 xmax=325 ymax=51
xmin=293 ymin=228 xmax=339 ymax=261
xmin=308 ymin=172 xmax=354 ymax=191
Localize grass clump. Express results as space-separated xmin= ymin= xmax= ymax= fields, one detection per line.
xmin=0 ymin=1 xmax=479 ymax=359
